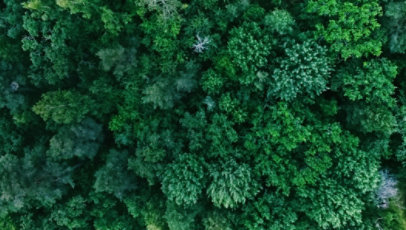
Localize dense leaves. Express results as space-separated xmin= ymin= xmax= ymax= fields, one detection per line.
xmin=1 ymin=0 xmax=406 ymax=229
xmin=384 ymin=1 xmax=406 ymax=53
xmin=307 ymin=0 xmax=384 ymax=59
xmin=162 ymin=154 xmax=206 ymax=206
xmin=270 ymin=40 xmax=332 ymax=101
xmin=32 ymin=90 xmax=94 ymax=124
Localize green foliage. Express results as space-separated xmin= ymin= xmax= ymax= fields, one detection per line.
xmin=50 ymin=196 xmax=90 ymax=229
xmin=55 ymin=0 xmax=93 ymax=18
xmin=246 ymin=102 xmax=330 ymax=194
xmin=0 ymin=112 xmax=23 ymax=155
xmin=377 ymin=201 xmax=406 ymax=230
xmin=94 ymin=150 xmax=137 ymax=199
xmin=142 ymin=79 xmax=176 ymax=109
xmin=100 ymin=7 xmax=132 ymax=36
xmin=48 ymin=118 xmax=103 ymax=160
xmin=33 ymin=90 xmax=94 ymax=124
xmin=206 ymin=113 xmax=238 ymax=158
xmin=138 ymin=0 xmax=181 ymax=21
xmin=344 ymin=102 xmax=397 ymax=134
xmin=218 ymin=93 xmax=247 ymax=123
xmin=264 ymin=9 xmax=295 ymax=35
xmin=207 ymin=159 xmax=260 ymax=209
xmin=0 ymin=146 xmax=74 ymax=217
xmin=0 ymin=61 xmax=29 ymax=117
xmin=1 ymin=0 xmax=405 ymax=228
xmin=333 ymin=58 xmax=398 ymax=134
xmin=295 ymin=132 xmax=381 ymax=229
xmin=19 ymin=0 xmax=96 ymax=86
xmin=396 ymin=106 xmax=406 ymax=165
xmin=0 ymin=216 xmax=16 ymax=230
xmin=333 ymin=58 xmax=397 ymax=105
xmin=227 ymin=22 xmax=273 ymax=83
xmin=269 ymin=40 xmax=332 ymax=101
xmin=180 ymin=111 xmax=208 ymax=152
xmin=307 ymin=0 xmax=383 ymax=59
xmin=162 ymin=154 xmax=206 ymax=206
xmin=384 ymin=1 xmax=406 ymax=53
xmin=242 ymin=193 xmax=297 ymax=230
xmin=201 ymin=69 xmax=225 ymax=95
xmin=202 ymin=211 xmax=232 ymax=230
xmin=300 ymin=179 xmax=365 ymax=229
xmin=164 ymin=201 xmax=200 ymax=230
xmin=141 ymin=62 xmax=198 ymax=109
xmin=97 ymin=44 xmax=137 ymax=78
xmin=90 ymin=192 xmax=139 ymax=230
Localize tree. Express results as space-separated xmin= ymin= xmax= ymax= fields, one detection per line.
xmin=307 ymin=0 xmax=383 ymax=59
xmin=332 ymin=58 xmax=398 ymax=134
xmin=164 ymin=201 xmax=200 ymax=230
xmin=96 ymin=44 xmax=137 ymax=79
xmin=299 ymin=178 xmax=366 ymax=229
xmin=0 ymin=216 xmax=16 ymax=230
xmin=0 ymin=111 xmax=23 ymax=155
xmin=264 ymin=9 xmax=295 ymax=35
xmin=383 ymin=1 xmax=406 ymax=53
xmin=333 ymin=58 xmax=397 ymax=106
xmin=207 ymin=159 xmax=260 ymax=209
xmin=202 ymin=210 xmax=233 ymax=230
xmin=227 ymin=21 xmax=273 ymax=85
xmin=242 ymin=192 xmax=297 ymax=230
xmin=1 ymin=0 xmax=405 ymax=228
xmin=269 ymin=39 xmax=332 ymax=101
xmin=161 ymin=153 xmax=206 ymax=206
xmin=49 ymin=195 xmax=90 ymax=229
xmin=47 ymin=118 xmax=103 ymax=160
xmin=94 ymin=149 xmax=137 ymax=199
xmin=90 ymin=192 xmax=140 ymax=230
xmin=32 ymin=90 xmax=94 ymax=124
xmin=0 ymin=146 xmax=74 ymax=217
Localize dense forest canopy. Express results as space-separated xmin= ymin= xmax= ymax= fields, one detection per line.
xmin=1 ymin=0 xmax=406 ymax=229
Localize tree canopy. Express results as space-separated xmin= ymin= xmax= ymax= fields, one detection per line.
xmin=1 ymin=0 xmax=406 ymax=229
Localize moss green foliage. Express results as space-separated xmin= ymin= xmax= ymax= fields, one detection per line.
xmin=0 ymin=0 xmax=406 ymax=229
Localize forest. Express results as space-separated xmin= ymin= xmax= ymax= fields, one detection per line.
xmin=1 ymin=0 xmax=406 ymax=229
